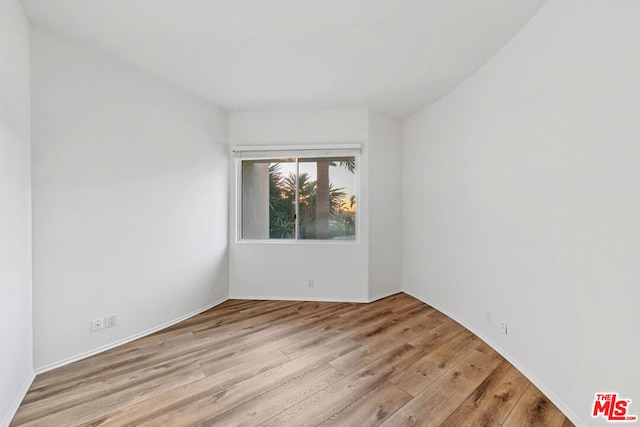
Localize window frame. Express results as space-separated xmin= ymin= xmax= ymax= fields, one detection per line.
xmin=233 ymin=144 xmax=361 ymax=244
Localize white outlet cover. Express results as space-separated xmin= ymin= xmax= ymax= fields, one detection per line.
xmin=500 ymin=322 xmax=508 ymax=334
xmin=106 ymin=314 xmax=117 ymax=327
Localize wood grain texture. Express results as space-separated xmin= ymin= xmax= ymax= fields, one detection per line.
xmin=11 ymin=293 xmax=573 ymax=427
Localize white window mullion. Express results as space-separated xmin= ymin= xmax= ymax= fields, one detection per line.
xmin=295 ymin=158 xmax=300 ymax=240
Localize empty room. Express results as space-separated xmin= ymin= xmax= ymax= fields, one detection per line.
xmin=1 ymin=0 xmax=638 ymax=426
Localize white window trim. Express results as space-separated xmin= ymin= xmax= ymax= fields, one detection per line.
xmin=233 ymin=143 xmax=361 ymax=159
xmin=233 ymin=144 xmax=361 ymax=244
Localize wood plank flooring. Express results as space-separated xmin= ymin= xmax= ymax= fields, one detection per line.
xmin=12 ymin=293 xmax=574 ymax=426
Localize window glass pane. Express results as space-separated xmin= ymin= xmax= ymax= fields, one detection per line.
xmin=298 ymin=157 xmax=356 ymax=240
xmin=240 ymin=156 xmax=356 ymax=241
xmin=242 ymin=159 xmax=296 ymax=239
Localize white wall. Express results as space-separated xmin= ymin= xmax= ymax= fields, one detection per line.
xmin=402 ymin=1 xmax=640 ymax=425
xmin=0 ymin=1 xmax=33 ymax=424
xmin=368 ymin=110 xmax=402 ymax=300
xmin=31 ymin=28 xmax=229 ymax=370
xmin=229 ymin=110 xmax=370 ymax=301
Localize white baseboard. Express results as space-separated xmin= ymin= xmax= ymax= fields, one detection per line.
xmin=228 ymin=294 xmax=370 ymax=303
xmin=35 ymin=297 xmax=228 ymax=375
xmin=2 ymin=370 xmax=35 ymax=427
xmin=402 ymin=289 xmax=583 ymax=427
xmin=369 ymin=288 xmax=402 ymax=302
xmin=228 ymin=289 xmax=402 ymax=304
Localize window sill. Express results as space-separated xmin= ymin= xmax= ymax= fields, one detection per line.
xmin=236 ymin=238 xmax=359 ymax=245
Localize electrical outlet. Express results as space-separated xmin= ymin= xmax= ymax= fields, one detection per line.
xmin=91 ymin=318 xmax=104 ymax=332
xmin=106 ymin=314 xmax=117 ymax=328
xmin=500 ymin=321 xmax=508 ymax=335
xmin=308 ymin=279 xmax=314 ymax=288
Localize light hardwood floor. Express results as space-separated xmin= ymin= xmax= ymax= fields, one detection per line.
xmin=12 ymin=293 xmax=574 ymax=426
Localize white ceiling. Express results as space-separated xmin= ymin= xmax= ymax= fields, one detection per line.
xmin=20 ymin=0 xmax=546 ymax=118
